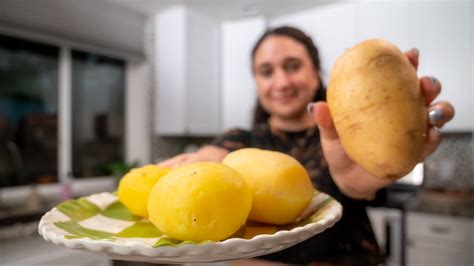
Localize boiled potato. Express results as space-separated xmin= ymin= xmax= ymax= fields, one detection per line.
xmin=148 ymin=162 xmax=252 ymax=242
xmin=222 ymin=148 xmax=314 ymax=225
xmin=327 ymin=39 xmax=426 ymax=179
xmin=117 ymin=165 xmax=170 ymax=217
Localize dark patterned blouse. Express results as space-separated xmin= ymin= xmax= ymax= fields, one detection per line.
xmin=212 ymin=123 xmax=384 ymax=265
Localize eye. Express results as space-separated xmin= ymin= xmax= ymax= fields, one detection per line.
xmin=258 ymin=65 xmax=273 ymax=77
xmin=285 ymin=60 xmax=302 ymax=73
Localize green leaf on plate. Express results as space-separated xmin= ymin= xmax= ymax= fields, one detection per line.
xmin=153 ymin=237 xmax=213 ymax=248
xmin=57 ymin=198 xmax=101 ymax=221
xmin=54 ymin=221 xmax=115 ymax=240
xmin=301 ymin=198 xmax=334 ymax=225
xmin=101 ymin=201 xmax=141 ymax=221
xmin=117 ymin=221 xmax=163 ymax=238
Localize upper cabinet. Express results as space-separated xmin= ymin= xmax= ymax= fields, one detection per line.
xmin=269 ymin=3 xmax=356 ymax=86
xmin=270 ymin=1 xmax=472 ymax=132
xmin=355 ymin=1 xmax=472 ymax=132
xmin=154 ymin=2 xmax=472 ymax=136
xmin=154 ymin=6 xmax=221 ymax=136
xmin=221 ymin=17 xmax=267 ymax=131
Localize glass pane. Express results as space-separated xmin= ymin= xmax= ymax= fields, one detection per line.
xmin=71 ymin=50 xmax=125 ymax=178
xmin=0 ymin=34 xmax=59 ymax=187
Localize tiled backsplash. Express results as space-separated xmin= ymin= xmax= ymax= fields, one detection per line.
xmin=423 ymin=133 xmax=473 ymax=190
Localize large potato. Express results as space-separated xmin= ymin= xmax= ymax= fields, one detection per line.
xmin=222 ymin=148 xmax=314 ymax=225
xmin=327 ymin=39 xmax=427 ymax=179
xmin=148 ymin=162 xmax=252 ymax=242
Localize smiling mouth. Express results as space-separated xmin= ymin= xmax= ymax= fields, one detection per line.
xmin=273 ymin=94 xmax=297 ymax=103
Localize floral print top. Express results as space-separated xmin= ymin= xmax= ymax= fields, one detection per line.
xmin=212 ymin=123 xmax=384 ymax=265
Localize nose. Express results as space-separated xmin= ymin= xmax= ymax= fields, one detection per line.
xmin=272 ymin=69 xmax=290 ymax=91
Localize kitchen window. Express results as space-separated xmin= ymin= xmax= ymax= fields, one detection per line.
xmin=71 ymin=50 xmax=125 ymax=178
xmin=0 ymin=33 xmax=125 ymax=188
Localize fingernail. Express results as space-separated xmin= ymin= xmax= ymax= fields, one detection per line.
xmin=307 ymin=103 xmax=315 ymax=114
xmin=429 ymin=109 xmax=443 ymax=124
xmin=410 ymin=48 xmax=419 ymax=57
xmin=429 ymin=76 xmax=437 ymax=87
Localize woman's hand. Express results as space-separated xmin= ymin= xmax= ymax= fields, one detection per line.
xmin=310 ymin=48 xmax=455 ymax=200
xmin=158 ymin=145 xmax=229 ymax=168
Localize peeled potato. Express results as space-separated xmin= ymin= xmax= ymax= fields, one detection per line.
xmin=222 ymin=148 xmax=314 ymax=225
xmin=117 ymin=165 xmax=170 ymax=217
xmin=148 ymin=162 xmax=252 ymax=242
xmin=327 ymin=39 xmax=427 ymax=179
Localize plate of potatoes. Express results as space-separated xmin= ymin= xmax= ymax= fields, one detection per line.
xmin=39 ymin=149 xmax=342 ymax=263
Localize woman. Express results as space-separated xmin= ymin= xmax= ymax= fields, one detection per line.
xmin=160 ymin=26 xmax=454 ymax=265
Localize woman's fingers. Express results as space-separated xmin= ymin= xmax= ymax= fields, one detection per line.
xmin=158 ymin=154 xmax=190 ymax=167
xmin=404 ymin=48 xmax=420 ymax=70
xmin=310 ymin=102 xmax=338 ymax=141
xmin=428 ymin=101 xmax=455 ymax=128
xmin=421 ymin=127 xmax=443 ymax=160
xmin=420 ymin=76 xmax=441 ymax=105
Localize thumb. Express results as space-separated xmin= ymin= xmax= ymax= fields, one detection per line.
xmin=311 ymin=102 xmax=338 ymax=141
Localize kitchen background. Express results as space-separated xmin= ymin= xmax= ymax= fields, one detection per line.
xmin=0 ymin=0 xmax=472 ymax=265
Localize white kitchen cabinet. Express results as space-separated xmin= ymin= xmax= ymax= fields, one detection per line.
xmin=355 ymin=1 xmax=473 ymax=132
xmin=269 ymin=3 xmax=356 ymax=85
xmin=155 ymin=2 xmax=472 ymax=135
xmin=269 ymin=1 xmax=472 ymax=132
xmin=155 ymin=6 xmax=221 ymax=136
xmin=406 ymin=212 xmax=474 ymax=266
xmin=221 ymin=17 xmax=267 ymax=131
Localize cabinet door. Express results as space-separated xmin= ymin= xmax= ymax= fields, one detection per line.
xmin=186 ymin=9 xmax=221 ymax=135
xmin=155 ymin=6 xmax=187 ymax=135
xmin=406 ymin=212 xmax=474 ymax=266
xmin=407 ymin=239 xmax=473 ymax=266
xmin=356 ymin=1 xmax=473 ymax=132
xmin=221 ymin=17 xmax=266 ymax=131
xmin=155 ymin=6 xmax=221 ymax=136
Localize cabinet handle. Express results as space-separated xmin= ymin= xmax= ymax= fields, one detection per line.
xmin=429 ymin=225 xmax=450 ymax=234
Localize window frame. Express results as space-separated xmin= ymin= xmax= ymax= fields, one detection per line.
xmin=0 ymin=25 xmax=148 ymax=203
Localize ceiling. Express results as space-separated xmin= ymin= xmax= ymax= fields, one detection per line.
xmin=105 ymin=0 xmax=340 ymax=19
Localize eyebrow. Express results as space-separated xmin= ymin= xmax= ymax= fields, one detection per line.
xmin=256 ymin=56 xmax=302 ymax=67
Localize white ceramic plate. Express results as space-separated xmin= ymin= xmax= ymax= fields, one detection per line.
xmin=39 ymin=191 xmax=342 ymax=263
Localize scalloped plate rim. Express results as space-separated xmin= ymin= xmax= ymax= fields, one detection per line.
xmin=38 ymin=191 xmax=343 ymax=263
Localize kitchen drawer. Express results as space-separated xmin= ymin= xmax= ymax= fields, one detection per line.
xmin=407 ymin=240 xmax=473 ymax=266
xmin=407 ymin=212 xmax=473 ymax=243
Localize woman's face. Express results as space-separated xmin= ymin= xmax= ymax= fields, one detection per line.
xmin=253 ymin=35 xmax=320 ymax=120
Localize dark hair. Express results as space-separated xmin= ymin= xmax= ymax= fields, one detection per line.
xmin=251 ymin=26 xmax=326 ymax=126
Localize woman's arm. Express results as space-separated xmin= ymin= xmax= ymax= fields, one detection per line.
xmin=158 ymin=145 xmax=229 ymax=167
xmin=311 ymin=49 xmax=455 ymax=200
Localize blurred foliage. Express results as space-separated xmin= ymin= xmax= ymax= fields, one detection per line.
xmin=106 ymin=160 xmax=139 ymax=181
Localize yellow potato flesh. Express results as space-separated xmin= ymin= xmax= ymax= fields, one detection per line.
xmin=222 ymin=148 xmax=314 ymax=225
xmin=328 ymin=39 xmax=427 ymax=179
xmin=148 ymin=162 xmax=252 ymax=242
xmin=117 ymin=165 xmax=170 ymax=217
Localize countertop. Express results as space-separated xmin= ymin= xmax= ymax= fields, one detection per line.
xmin=376 ymin=186 xmax=474 ymax=218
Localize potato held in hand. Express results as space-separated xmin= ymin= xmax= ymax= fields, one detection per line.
xmin=327 ymin=39 xmax=427 ymax=179
xmin=118 ymin=165 xmax=170 ymax=217
xmin=148 ymin=162 xmax=252 ymax=242
xmin=222 ymin=148 xmax=314 ymax=225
